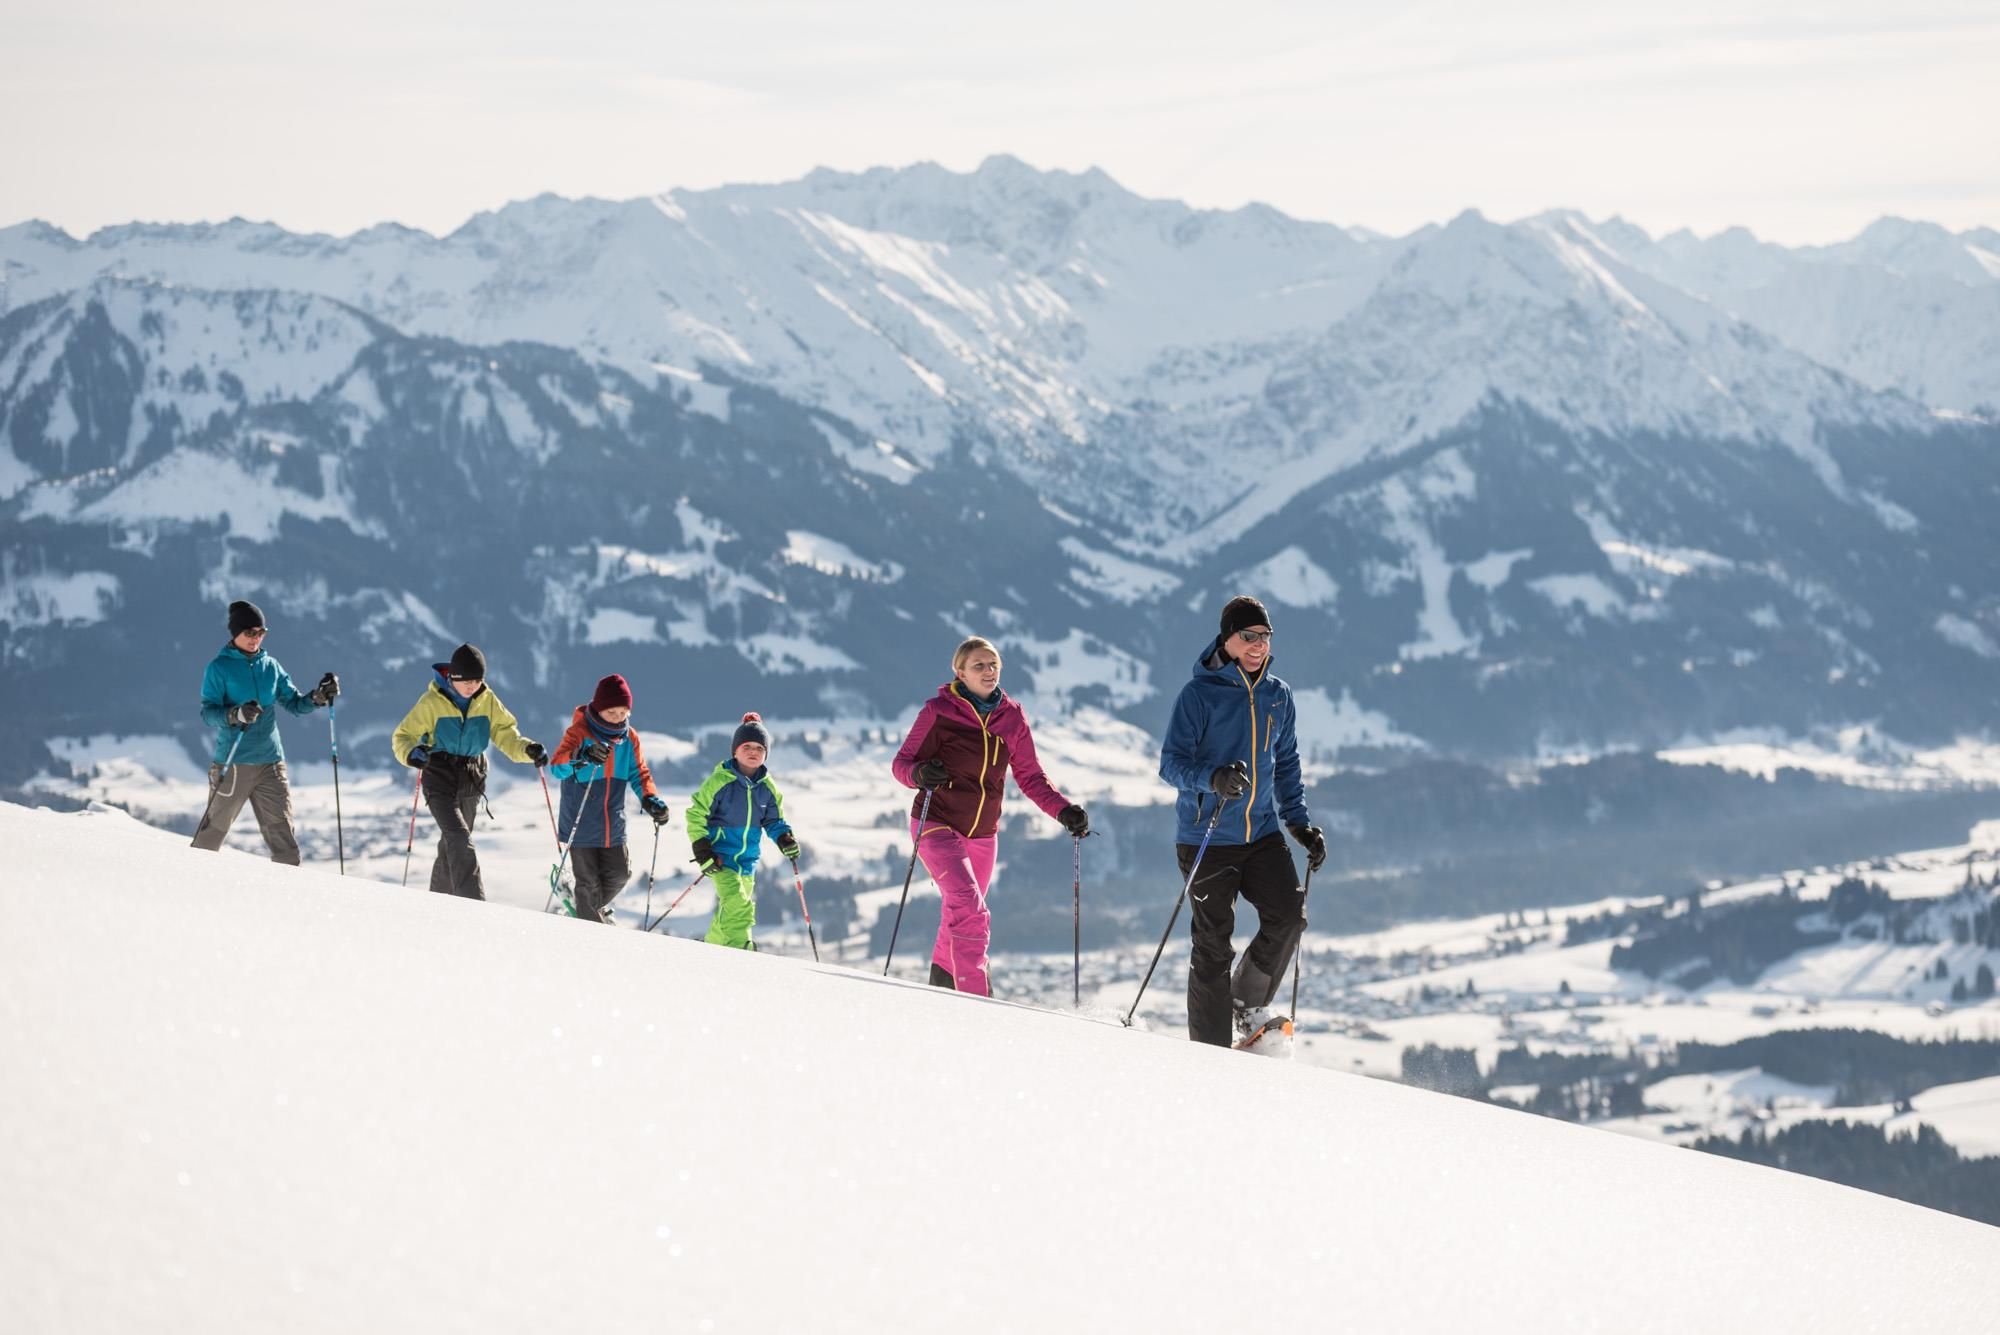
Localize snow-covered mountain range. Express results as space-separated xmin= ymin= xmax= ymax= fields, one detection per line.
xmin=2 ymin=158 xmax=1997 ymax=777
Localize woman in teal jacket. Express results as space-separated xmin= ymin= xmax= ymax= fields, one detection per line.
xmin=193 ymin=599 xmax=338 ymax=863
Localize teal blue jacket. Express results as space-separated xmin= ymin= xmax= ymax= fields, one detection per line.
xmin=199 ymin=643 xmax=319 ymax=765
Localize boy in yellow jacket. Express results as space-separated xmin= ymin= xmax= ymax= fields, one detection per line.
xmin=390 ymin=642 xmax=546 ymax=899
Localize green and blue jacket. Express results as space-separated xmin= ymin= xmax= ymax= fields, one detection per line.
xmin=687 ymin=758 xmax=792 ymax=874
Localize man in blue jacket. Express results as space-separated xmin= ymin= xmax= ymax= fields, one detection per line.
xmin=1158 ymin=596 xmax=1327 ymax=1045
xmin=193 ymin=600 xmax=338 ymax=864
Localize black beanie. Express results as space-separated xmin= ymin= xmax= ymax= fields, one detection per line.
xmin=228 ymin=600 xmax=266 ymax=636
xmin=1219 ymin=595 xmax=1272 ymax=640
xmin=434 ymin=643 xmax=486 ymax=681
xmin=732 ymin=712 xmax=772 ymax=753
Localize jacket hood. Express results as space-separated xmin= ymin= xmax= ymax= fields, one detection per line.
xmin=934 ymin=680 xmax=1014 ymax=724
xmin=1192 ymin=635 xmax=1273 ymax=683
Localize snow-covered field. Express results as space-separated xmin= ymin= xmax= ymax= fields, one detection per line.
xmin=2 ymin=799 xmax=1993 ymax=1333
xmin=28 ymin=733 xmax=2000 ymax=1166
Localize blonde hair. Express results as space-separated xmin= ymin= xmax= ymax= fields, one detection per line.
xmin=952 ymin=636 xmax=1001 ymax=672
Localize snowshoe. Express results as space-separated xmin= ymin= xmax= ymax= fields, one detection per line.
xmin=547 ymin=863 xmax=577 ymax=916
xmin=1232 ymin=1007 xmax=1294 ymax=1053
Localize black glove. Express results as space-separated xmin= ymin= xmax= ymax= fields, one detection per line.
xmin=915 ymin=759 xmax=950 ymax=790
xmin=578 ymin=739 xmax=611 ymax=766
xmin=227 ymin=701 xmax=263 ymax=728
xmin=641 ymin=793 xmax=670 ymax=826
xmin=691 ymin=837 xmax=717 ymax=868
xmin=776 ymin=833 xmax=801 ymax=861
xmin=310 ymin=672 xmax=340 ymax=707
xmin=1289 ymin=823 xmax=1327 ymax=873
xmin=1057 ymin=804 xmax=1089 ymax=838
xmin=407 ymin=745 xmax=431 ymax=769
xmin=1209 ymin=761 xmax=1249 ymax=799
xmin=524 ymin=741 xmax=548 ymax=766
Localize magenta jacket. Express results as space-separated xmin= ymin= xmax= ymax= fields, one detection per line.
xmin=892 ymin=683 xmax=1070 ymax=839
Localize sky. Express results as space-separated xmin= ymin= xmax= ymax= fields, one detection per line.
xmin=4 ymin=0 xmax=1996 ymax=245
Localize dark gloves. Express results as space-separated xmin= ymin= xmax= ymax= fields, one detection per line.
xmin=691 ymin=837 xmax=717 ymax=868
xmin=641 ymin=793 xmax=671 ymax=826
xmin=227 ymin=701 xmax=263 ymax=728
xmin=1209 ymin=760 xmax=1250 ymax=799
xmin=407 ymin=745 xmax=431 ymax=769
xmin=1289 ymin=823 xmax=1327 ymax=873
xmin=577 ymin=739 xmax=612 ymax=766
xmin=310 ymin=672 xmax=340 ymax=707
xmin=1057 ymin=804 xmax=1089 ymax=838
xmin=777 ymin=833 xmax=801 ymax=861
xmin=525 ymin=741 xmax=548 ymax=766
xmin=915 ymin=759 xmax=950 ymax=790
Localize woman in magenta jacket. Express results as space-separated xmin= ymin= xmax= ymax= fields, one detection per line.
xmin=892 ymin=636 xmax=1089 ymax=994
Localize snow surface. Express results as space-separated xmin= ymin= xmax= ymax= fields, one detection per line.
xmin=2 ymin=799 xmax=1994 ymax=1333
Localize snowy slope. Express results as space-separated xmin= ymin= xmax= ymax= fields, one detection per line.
xmin=2 ymin=800 xmax=1994 ymax=1333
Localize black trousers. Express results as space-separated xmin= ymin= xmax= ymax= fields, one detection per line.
xmin=422 ymin=754 xmax=488 ymax=900
xmin=1177 ymin=831 xmax=1304 ymax=1046
xmin=571 ymin=844 xmax=631 ymax=922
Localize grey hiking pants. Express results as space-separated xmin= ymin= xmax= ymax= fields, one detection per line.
xmin=192 ymin=760 xmax=301 ymax=865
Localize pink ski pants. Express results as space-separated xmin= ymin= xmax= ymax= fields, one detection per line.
xmin=914 ymin=820 xmax=999 ymax=997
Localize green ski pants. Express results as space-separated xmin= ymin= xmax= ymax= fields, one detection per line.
xmin=703 ymin=866 xmax=756 ymax=949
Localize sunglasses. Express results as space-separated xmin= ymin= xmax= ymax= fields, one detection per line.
xmin=240 ymin=628 xmax=269 ymax=639
xmin=1233 ymin=629 xmax=1273 ymax=645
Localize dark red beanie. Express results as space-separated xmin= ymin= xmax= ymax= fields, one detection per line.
xmin=591 ymin=674 xmax=634 ymax=713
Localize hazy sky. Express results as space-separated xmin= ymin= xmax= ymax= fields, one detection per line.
xmin=5 ymin=0 xmax=1995 ymax=244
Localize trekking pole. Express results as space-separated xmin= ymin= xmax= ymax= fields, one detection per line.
xmin=644 ymin=867 xmax=710 ymax=933
xmin=1290 ymin=866 xmax=1314 ymax=1022
xmin=1123 ymin=794 xmax=1228 ymax=1028
xmin=189 ymin=729 xmax=247 ymax=847
xmin=883 ymin=787 xmax=934 ymax=976
xmin=545 ymin=773 xmax=597 ymax=914
xmin=328 ymin=702 xmax=346 ymax=874
xmin=642 ymin=823 xmax=661 ymax=928
xmin=1073 ymin=833 xmax=1083 ymax=1008
xmin=537 ymin=766 xmax=560 ymax=849
xmin=790 ymin=857 xmax=820 ymax=963
xmin=399 ymin=766 xmax=423 ymax=887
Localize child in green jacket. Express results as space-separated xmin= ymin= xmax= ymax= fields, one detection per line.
xmin=687 ymin=713 xmax=798 ymax=949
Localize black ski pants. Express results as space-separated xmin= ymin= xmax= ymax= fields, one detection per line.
xmin=1177 ymin=831 xmax=1304 ymax=1046
xmin=422 ymin=754 xmax=488 ymax=900
xmin=571 ymin=844 xmax=631 ymax=923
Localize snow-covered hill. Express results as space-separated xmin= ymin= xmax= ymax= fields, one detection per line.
xmin=2 ymin=799 xmax=1993 ymax=1332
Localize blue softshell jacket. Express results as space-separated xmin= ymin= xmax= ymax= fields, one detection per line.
xmin=1158 ymin=636 xmax=1312 ymax=847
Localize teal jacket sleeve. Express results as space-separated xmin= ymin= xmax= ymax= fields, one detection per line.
xmin=273 ymin=660 xmax=318 ymax=717
xmin=199 ymin=659 xmax=231 ymax=729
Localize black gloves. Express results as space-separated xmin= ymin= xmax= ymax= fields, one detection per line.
xmin=1209 ymin=760 xmax=1249 ymax=799
xmin=1057 ymin=804 xmax=1089 ymax=838
xmin=1289 ymin=823 xmax=1327 ymax=873
xmin=915 ymin=759 xmax=950 ymax=790
xmin=310 ymin=672 xmax=340 ymax=707
xmin=777 ymin=833 xmax=801 ymax=861
xmin=407 ymin=745 xmax=431 ymax=769
xmin=641 ymin=793 xmax=670 ymax=826
xmin=691 ymin=837 xmax=717 ymax=868
xmin=578 ymin=739 xmax=612 ymax=766
xmin=227 ymin=701 xmax=263 ymax=729
xmin=525 ymin=741 xmax=548 ymax=766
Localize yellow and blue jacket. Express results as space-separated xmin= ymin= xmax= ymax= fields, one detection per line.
xmin=390 ymin=670 xmax=536 ymax=767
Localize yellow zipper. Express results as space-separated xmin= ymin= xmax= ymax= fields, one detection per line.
xmin=956 ymin=683 xmax=996 ymax=837
xmin=1237 ymin=666 xmax=1259 ymax=840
